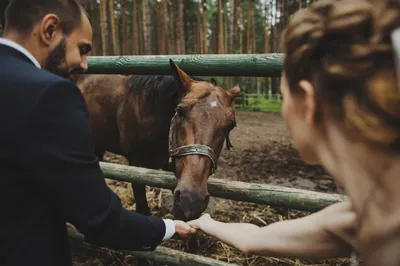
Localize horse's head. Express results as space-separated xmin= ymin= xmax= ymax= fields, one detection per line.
xmin=168 ymin=59 xmax=240 ymax=221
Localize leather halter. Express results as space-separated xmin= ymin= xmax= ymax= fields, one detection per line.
xmin=168 ymin=111 xmax=220 ymax=175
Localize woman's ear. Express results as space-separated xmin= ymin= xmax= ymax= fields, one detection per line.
xmin=298 ymin=80 xmax=318 ymax=125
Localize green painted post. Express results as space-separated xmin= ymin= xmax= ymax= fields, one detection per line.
xmin=85 ymin=53 xmax=284 ymax=77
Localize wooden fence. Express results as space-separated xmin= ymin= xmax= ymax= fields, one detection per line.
xmin=68 ymin=227 xmax=240 ymax=266
xmin=68 ymin=162 xmax=346 ymax=266
xmin=85 ymin=53 xmax=284 ymax=77
xmin=100 ymin=162 xmax=345 ymax=212
xmin=0 ymin=51 xmax=344 ymax=264
xmin=76 ymin=54 xmax=344 ymax=265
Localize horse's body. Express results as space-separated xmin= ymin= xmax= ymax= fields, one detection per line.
xmin=78 ymin=74 xmax=128 ymax=157
xmin=79 ymin=74 xmax=177 ymax=168
xmin=77 ymin=61 xmax=240 ymax=221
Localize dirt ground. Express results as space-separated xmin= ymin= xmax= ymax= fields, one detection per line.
xmin=71 ymin=110 xmax=352 ymax=266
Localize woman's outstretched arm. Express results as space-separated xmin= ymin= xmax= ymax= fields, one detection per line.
xmin=187 ymin=200 xmax=357 ymax=260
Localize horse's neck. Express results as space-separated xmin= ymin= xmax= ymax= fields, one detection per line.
xmin=129 ymin=92 xmax=176 ymax=138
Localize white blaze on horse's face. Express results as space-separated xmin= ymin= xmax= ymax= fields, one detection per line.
xmin=209 ymin=100 xmax=218 ymax=108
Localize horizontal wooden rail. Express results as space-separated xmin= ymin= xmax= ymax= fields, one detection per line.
xmin=68 ymin=228 xmax=238 ymax=266
xmin=85 ymin=53 xmax=284 ymax=77
xmin=100 ymin=162 xmax=347 ymax=212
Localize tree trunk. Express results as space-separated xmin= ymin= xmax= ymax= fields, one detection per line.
xmin=178 ymin=0 xmax=185 ymax=54
xmin=224 ymin=3 xmax=228 ymax=54
xmin=264 ymin=0 xmax=270 ymax=97
xmin=153 ymin=0 xmax=159 ymax=54
xmin=160 ymin=0 xmax=168 ymax=54
xmin=183 ymin=0 xmax=188 ymax=53
xmin=229 ymin=0 xmax=237 ymax=53
xmin=107 ymin=0 xmax=117 ymax=55
xmin=202 ymin=0 xmax=208 ymax=54
xmin=246 ymin=0 xmax=252 ymax=53
xmin=121 ymin=0 xmax=127 ymax=55
xmin=175 ymin=1 xmax=181 ymax=54
xmin=132 ymin=0 xmax=139 ymax=54
xmin=142 ymin=0 xmax=149 ymax=55
xmin=100 ymin=0 xmax=107 ymax=55
xmin=217 ymin=0 xmax=224 ymax=54
xmin=251 ymin=1 xmax=256 ymax=53
xmin=168 ymin=1 xmax=175 ymax=54
xmin=238 ymin=5 xmax=243 ymax=54
xmin=196 ymin=1 xmax=203 ymax=54
xmin=146 ymin=0 xmax=152 ymax=54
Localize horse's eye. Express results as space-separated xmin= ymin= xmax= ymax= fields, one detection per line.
xmin=175 ymin=106 xmax=184 ymax=117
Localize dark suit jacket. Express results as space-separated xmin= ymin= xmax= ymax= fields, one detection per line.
xmin=0 ymin=44 xmax=166 ymax=266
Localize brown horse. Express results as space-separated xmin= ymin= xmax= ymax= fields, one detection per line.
xmin=76 ymin=60 xmax=240 ymax=221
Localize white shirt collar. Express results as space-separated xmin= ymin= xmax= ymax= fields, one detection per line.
xmin=0 ymin=37 xmax=41 ymax=68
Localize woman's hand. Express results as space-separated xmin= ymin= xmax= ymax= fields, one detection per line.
xmin=187 ymin=213 xmax=212 ymax=230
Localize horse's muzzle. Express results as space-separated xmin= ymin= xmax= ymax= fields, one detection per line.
xmin=172 ymin=188 xmax=210 ymax=221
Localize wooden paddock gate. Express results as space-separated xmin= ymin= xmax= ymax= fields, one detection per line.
xmin=68 ymin=162 xmax=346 ymax=266
xmin=63 ymin=54 xmax=348 ymax=266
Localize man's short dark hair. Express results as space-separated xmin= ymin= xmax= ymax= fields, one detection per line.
xmin=4 ymin=0 xmax=83 ymax=36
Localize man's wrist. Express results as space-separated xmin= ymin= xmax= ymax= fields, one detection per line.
xmin=162 ymin=219 xmax=176 ymax=240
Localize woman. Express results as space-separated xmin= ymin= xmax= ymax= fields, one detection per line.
xmin=188 ymin=0 xmax=400 ymax=264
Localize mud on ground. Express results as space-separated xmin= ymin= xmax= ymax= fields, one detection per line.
xmin=72 ymin=111 xmax=351 ymax=266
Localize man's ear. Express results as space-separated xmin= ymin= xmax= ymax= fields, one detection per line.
xmin=298 ymin=80 xmax=318 ymax=125
xmin=38 ymin=14 xmax=60 ymax=46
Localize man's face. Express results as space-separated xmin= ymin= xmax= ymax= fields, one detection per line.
xmin=45 ymin=12 xmax=92 ymax=78
xmin=44 ymin=37 xmax=68 ymax=77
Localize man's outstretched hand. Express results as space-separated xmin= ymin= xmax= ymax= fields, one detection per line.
xmin=173 ymin=220 xmax=197 ymax=239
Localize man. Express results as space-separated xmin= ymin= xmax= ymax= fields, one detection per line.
xmin=0 ymin=1 xmax=196 ymax=266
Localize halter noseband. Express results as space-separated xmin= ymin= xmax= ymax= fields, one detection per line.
xmin=168 ymin=111 xmax=219 ymax=175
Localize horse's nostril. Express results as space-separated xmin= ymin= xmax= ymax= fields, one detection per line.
xmin=174 ymin=190 xmax=181 ymax=203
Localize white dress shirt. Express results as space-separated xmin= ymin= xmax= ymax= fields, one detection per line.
xmin=0 ymin=37 xmax=176 ymax=241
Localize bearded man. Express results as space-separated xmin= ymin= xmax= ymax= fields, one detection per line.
xmin=0 ymin=1 xmax=196 ymax=266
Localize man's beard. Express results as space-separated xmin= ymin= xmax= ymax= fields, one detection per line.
xmin=44 ymin=38 xmax=74 ymax=78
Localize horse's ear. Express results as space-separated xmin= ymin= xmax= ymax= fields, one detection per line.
xmin=227 ymin=84 xmax=241 ymax=105
xmin=169 ymin=59 xmax=193 ymax=90
xmin=210 ymin=78 xmax=217 ymax=86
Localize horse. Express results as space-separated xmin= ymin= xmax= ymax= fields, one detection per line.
xmin=76 ymin=60 xmax=241 ymax=221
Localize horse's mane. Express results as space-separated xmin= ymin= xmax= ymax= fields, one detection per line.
xmin=125 ymin=74 xmax=206 ymax=129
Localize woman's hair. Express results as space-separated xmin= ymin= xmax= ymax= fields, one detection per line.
xmin=281 ymin=0 xmax=400 ymax=152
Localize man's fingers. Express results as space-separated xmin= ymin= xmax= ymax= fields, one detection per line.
xmin=189 ymin=227 xmax=198 ymax=234
xmin=173 ymin=228 xmax=197 ymax=240
xmin=180 ymin=225 xmax=197 ymax=235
